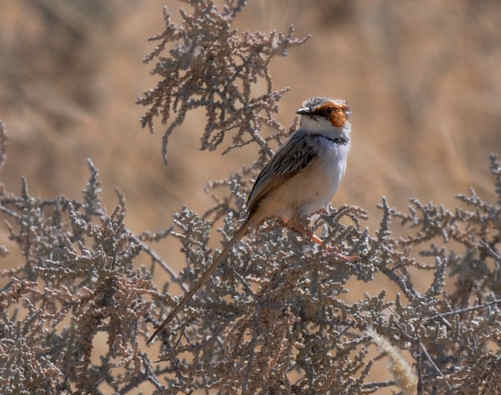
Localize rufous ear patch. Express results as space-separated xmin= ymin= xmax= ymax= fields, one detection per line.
xmin=315 ymin=102 xmax=348 ymax=127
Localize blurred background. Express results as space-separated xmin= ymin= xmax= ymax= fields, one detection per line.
xmin=2 ymin=1 xmax=501 ymax=392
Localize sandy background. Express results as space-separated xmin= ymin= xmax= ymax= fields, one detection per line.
xmin=1 ymin=1 xmax=501 ymax=393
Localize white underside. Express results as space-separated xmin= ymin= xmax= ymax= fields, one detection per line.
xmin=249 ymin=133 xmax=350 ymax=225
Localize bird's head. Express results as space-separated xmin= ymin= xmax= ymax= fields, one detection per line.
xmin=296 ymin=97 xmax=351 ymax=135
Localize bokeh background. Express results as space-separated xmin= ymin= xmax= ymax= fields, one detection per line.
xmin=2 ymin=1 xmax=501 ymax=392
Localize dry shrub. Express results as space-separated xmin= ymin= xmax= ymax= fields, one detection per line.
xmin=2 ymin=1 xmax=501 ymax=393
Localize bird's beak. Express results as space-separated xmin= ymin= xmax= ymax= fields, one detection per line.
xmin=296 ymin=107 xmax=312 ymax=115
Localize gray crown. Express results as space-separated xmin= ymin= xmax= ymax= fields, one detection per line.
xmin=301 ymin=96 xmax=347 ymax=110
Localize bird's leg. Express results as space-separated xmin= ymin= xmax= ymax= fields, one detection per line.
xmin=284 ymin=216 xmax=358 ymax=262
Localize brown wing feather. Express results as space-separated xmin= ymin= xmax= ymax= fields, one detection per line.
xmin=247 ymin=131 xmax=318 ymax=216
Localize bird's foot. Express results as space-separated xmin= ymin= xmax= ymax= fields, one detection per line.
xmin=310 ymin=234 xmax=358 ymax=262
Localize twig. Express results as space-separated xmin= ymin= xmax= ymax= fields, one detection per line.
xmin=130 ymin=234 xmax=188 ymax=293
xmin=360 ymin=380 xmax=396 ymax=390
xmin=424 ymin=298 xmax=501 ymax=323
xmin=419 ymin=342 xmax=444 ymax=379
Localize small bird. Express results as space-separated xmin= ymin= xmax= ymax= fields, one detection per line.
xmin=147 ymin=97 xmax=352 ymax=344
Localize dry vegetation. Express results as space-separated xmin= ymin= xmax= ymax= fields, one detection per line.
xmin=1 ymin=0 xmax=501 ymax=394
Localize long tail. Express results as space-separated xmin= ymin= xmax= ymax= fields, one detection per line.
xmin=147 ymin=221 xmax=249 ymax=344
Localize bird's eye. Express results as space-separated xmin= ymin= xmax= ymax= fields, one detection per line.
xmin=325 ymin=107 xmax=333 ymax=114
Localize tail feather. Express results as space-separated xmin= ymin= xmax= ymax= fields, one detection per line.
xmin=147 ymin=221 xmax=249 ymax=344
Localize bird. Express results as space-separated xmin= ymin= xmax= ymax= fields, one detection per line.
xmin=147 ymin=96 xmax=353 ymax=344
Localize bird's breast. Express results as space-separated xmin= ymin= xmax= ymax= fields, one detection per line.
xmin=295 ymin=139 xmax=349 ymax=216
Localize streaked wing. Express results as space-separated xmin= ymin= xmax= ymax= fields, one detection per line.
xmin=247 ymin=131 xmax=318 ymax=216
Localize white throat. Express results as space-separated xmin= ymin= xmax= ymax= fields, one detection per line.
xmin=299 ymin=116 xmax=351 ymax=140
